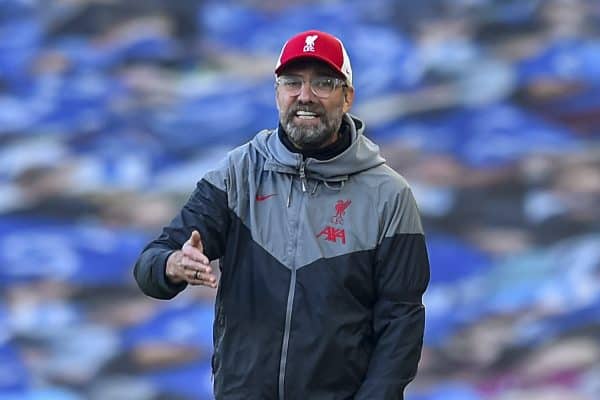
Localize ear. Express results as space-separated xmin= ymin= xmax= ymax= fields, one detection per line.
xmin=275 ymin=86 xmax=281 ymax=111
xmin=342 ymin=86 xmax=354 ymax=113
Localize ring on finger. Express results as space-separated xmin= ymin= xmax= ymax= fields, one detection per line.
xmin=195 ymin=270 xmax=200 ymax=280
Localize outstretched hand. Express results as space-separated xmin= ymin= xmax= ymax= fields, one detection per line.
xmin=166 ymin=230 xmax=217 ymax=288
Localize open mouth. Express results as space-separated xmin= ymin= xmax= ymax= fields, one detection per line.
xmin=294 ymin=110 xmax=320 ymax=120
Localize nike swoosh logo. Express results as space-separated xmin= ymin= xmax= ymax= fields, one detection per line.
xmin=256 ymin=194 xmax=277 ymax=201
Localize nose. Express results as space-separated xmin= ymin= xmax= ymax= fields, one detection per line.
xmin=297 ymin=80 xmax=315 ymax=103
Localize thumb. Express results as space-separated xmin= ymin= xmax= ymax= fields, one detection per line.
xmin=190 ymin=230 xmax=204 ymax=252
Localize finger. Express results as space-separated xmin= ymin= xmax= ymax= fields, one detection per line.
xmin=186 ymin=269 xmax=217 ymax=288
xmin=180 ymin=256 xmax=212 ymax=273
xmin=188 ymin=271 xmax=217 ymax=284
xmin=190 ymin=230 xmax=204 ymax=253
xmin=182 ymin=245 xmax=210 ymax=265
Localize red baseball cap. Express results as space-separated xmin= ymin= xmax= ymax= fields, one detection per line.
xmin=275 ymin=30 xmax=353 ymax=86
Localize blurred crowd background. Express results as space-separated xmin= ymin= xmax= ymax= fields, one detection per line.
xmin=1 ymin=0 xmax=599 ymax=399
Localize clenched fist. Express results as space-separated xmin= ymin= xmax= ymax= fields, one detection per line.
xmin=166 ymin=230 xmax=217 ymax=288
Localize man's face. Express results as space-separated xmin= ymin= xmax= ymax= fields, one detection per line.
xmin=276 ymin=60 xmax=354 ymax=149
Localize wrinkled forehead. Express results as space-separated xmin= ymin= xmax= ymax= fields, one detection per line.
xmin=276 ymin=58 xmax=345 ymax=79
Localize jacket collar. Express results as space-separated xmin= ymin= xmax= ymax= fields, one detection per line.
xmin=253 ymin=114 xmax=386 ymax=182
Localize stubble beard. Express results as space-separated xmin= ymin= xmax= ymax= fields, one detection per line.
xmin=280 ymin=103 xmax=344 ymax=150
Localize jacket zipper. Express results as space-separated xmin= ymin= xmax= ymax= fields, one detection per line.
xmin=287 ymin=160 xmax=307 ymax=207
xmin=278 ymin=160 xmax=306 ymax=399
xmin=299 ymin=161 xmax=307 ymax=192
xmin=278 ymin=265 xmax=297 ymax=400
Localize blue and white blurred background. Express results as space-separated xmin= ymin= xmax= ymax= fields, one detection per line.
xmin=1 ymin=1 xmax=599 ymax=399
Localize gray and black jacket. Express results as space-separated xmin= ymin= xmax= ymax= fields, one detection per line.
xmin=134 ymin=114 xmax=430 ymax=400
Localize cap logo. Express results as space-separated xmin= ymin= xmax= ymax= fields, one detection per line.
xmin=303 ymin=35 xmax=318 ymax=52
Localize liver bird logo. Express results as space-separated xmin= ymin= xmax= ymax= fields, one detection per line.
xmin=303 ymin=35 xmax=318 ymax=52
xmin=331 ymin=200 xmax=351 ymax=225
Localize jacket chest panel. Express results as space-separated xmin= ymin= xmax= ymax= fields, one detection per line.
xmin=239 ymin=171 xmax=379 ymax=270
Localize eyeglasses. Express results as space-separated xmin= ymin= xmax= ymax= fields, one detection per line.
xmin=275 ymin=75 xmax=347 ymax=99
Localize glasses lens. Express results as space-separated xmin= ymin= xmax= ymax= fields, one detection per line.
xmin=277 ymin=76 xmax=342 ymax=98
xmin=278 ymin=77 xmax=303 ymax=95
xmin=311 ymin=77 xmax=337 ymax=97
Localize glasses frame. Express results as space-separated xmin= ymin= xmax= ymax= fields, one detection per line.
xmin=275 ymin=75 xmax=347 ymax=99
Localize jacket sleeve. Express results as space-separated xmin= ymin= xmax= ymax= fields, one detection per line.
xmin=133 ymin=166 xmax=231 ymax=300
xmin=355 ymin=188 xmax=430 ymax=400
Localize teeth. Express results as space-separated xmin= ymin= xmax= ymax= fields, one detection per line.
xmin=296 ymin=111 xmax=317 ymax=117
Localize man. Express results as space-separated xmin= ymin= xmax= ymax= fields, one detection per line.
xmin=134 ymin=29 xmax=430 ymax=400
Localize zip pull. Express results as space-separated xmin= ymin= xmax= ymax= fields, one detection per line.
xmin=299 ymin=162 xmax=307 ymax=193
